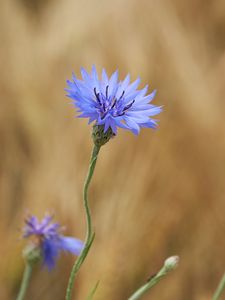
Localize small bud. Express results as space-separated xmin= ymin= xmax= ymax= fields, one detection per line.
xmin=92 ymin=125 xmax=114 ymax=147
xmin=23 ymin=243 xmax=42 ymax=266
xmin=164 ymin=255 xmax=179 ymax=272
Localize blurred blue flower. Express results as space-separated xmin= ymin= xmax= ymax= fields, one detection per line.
xmin=23 ymin=215 xmax=84 ymax=270
xmin=66 ymin=66 xmax=162 ymax=135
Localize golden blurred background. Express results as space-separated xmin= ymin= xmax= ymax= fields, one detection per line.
xmin=1 ymin=0 xmax=225 ymax=299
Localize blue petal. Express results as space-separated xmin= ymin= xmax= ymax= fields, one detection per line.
xmin=100 ymin=68 xmax=109 ymax=94
xmin=103 ymin=117 xmax=111 ymax=133
xmin=124 ymin=77 xmax=140 ymax=97
xmin=42 ymin=238 xmax=59 ymax=270
xmin=81 ymin=68 xmax=92 ymax=86
xmin=123 ymin=90 xmax=140 ymax=104
xmin=125 ymin=112 xmax=150 ymax=123
xmin=116 ymin=74 xmax=130 ymax=97
xmin=59 ymin=236 xmax=84 ymax=255
xmin=124 ymin=117 xmax=140 ymax=135
xmin=132 ymin=85 xmax=148 ymax=103
xmin=91 ymin=65 xmax=100 ymax=91
xmin=137 ymin=90 xmax=157 ymax=104
xmin=140 ymin=119 xmax=158 ymax=129
xmin=108 ymin=119 xmax=117 ymax=134
xmin=39 ymin=215 xmax=53 ymax=230
xmin=108 ymin=70 xmax=119 ymax=97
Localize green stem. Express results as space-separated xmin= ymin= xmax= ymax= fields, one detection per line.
xmin=66 ymin=145 xmax=101 ymax=300
xmin=212 ymin=273 xmax=225 ymax=300
xmin=128 ymin=256 xmax=179 ymax=300
xmin=86 ymin=281 xmax=100 ymax=300
xmin=16 ymin=263 xmax=33 ymax=300
xmin=128 ymin=269 xmax=167 ymax=300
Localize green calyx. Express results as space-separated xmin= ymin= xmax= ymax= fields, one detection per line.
xmin=23 ymin=244 xmax=42 ymax=266
xmin=92 ymin=125 xmax=114 ymax=147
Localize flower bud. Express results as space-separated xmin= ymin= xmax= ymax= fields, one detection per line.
xmin=23 ymin=243 xmax=42 ymax=266
xmin=164 ymin=255 xmax=179 ymax=272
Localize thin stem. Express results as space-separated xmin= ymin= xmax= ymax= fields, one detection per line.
xmin=128 ymin=269 xmax=167 ymax=300
xmin=86 ymin=281 xmax=100 ymax=300
xmin=212 ymin=273 xmax=225 ymax=300
xmin=66 ymin=145 xmax=101 ymax=300
xmin=83 ymin=145 xmax=100 ymax=241
xmin=16 ymin=263 xmax=33 ymax=300
xmin=128 ymin=256 xmax=179 ymax=300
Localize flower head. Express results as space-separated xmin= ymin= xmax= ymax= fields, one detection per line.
xmin=23 ymin=215 xmax=84 ymax=270
xmin=65 ymin=66 xmax=162 ymax=135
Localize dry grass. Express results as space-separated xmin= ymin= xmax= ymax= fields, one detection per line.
xmin=0 ymin=0 xmax=225 ymax=299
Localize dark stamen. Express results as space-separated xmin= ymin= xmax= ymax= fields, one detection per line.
xmin=101 ymin=112 xmax=107 ymax=119
xmin=94 ymin=87 xmax=101 ymax=105
xmin=111 ymin=98 xmax=117 ymax=109
xmin=106 ymin=85 xmax=109 ymax=98
xmin=119 ymin=90 xmax=125 ymax=101
xmin=118 ymin=112 xmax=125 ymax=116
xmin=123 ymin=99 xmax=135 ymax=112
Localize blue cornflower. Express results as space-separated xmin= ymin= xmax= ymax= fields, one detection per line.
xmin=23 ymin=215 xmax=84 ymax=270
xmin=66 ymin=66 xmax=162 ymax=135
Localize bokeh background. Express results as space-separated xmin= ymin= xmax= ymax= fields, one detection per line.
xmin=1 ymin=0 xmax=225 ymax=299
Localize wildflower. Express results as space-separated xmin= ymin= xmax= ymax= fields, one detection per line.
xmin=65 ymin=66 xmax=162 ymax=135
xmin=23 ymin=215 xmax=84 ymax=270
